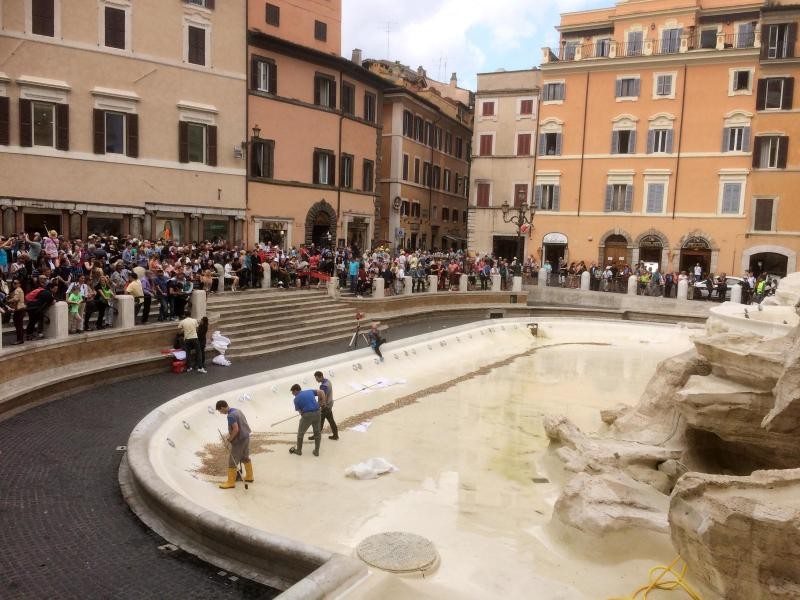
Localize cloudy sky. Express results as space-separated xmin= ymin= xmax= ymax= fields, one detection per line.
xmin=342 ymin=0 xmax=610 ymax=90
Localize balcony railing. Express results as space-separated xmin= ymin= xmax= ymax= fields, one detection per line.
xmin=542 ymin=29 xmax=760 ymax=64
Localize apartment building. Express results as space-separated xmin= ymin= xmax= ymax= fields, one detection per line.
xmin=365 ymin=60 xmax=473 ymax=252
xmin=469 ymin=68 xmax=541 ymax=258
xmin=0 ymin=0 xmax=246 ymax=242
xmin=247 ymin=0 xmax=384 ymax=250
xmin=533 ymin=0 xmax=799 ymax=277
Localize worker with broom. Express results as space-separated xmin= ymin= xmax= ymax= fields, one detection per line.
xmin=289 ymin=383 xmax=324 ymax=457
xmin=215 ymin=400 xmax=254 ymax=489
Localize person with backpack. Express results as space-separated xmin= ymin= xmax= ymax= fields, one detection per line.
xmin=25 ymin=281 xmax=57 ymax=340
xmin=6 ymin=278 xmax=26 ymax=345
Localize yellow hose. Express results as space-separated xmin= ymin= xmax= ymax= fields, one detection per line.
xmin=607 ymin=555 xmax=703 ymax=600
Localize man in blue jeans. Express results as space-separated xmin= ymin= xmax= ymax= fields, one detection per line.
xmin=289 ymin=384 xmax=324 ymax=456
xmin=348 ymin=258 xmax=359 ymax=294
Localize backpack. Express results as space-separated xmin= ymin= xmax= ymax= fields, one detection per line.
xmin=25 ymin=287 xmax=44 ymax=303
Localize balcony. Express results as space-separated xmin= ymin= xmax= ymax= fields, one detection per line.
xmin=542 ymin=30 xmax=760 ymax=64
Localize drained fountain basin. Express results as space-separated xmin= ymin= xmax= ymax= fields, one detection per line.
xmin=123 ymin=318 xmax=696 ymax=599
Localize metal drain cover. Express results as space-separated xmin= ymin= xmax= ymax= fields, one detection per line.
xmin=356 ymin=531 xmax=439 ymax=574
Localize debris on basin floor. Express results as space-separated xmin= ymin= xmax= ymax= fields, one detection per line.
xmin=345 ymin=458 xmax=398 ymax=480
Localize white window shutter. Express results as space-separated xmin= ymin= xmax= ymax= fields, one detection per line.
xmin=722 ymin=127 xmax=730 ymax=153
xmin=624 ymin=185 xmax=633 ymax=212
xmin=555 ymin=133 xmax=562 ymax=156
xmin=605 ymin=185 xmax=613 ymax=211
xmin=611 ymin=130 xmax=619 ymax=154
xmin=552 ymin=186 xmax=560 ymax=211
xmin=666 ymin=130 xmax=674 ymax=153
xmin=742 ymin=127 xmax=751 ymax=152
xmin=647 ymin=130 xmax=655 ymax=154
xmin=534 ymin=185 xmax=542 ymax=209
xmin=628 ymin=130 xmax=637 ymax=154
xmin=538 ymin=133 xmax=547 ymax=156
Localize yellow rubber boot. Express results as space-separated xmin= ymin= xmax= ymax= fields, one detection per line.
xmin=244 ymin=462 xmax=254 ymax=483
xmin=219 ymin=467 xmax=237 ymax=489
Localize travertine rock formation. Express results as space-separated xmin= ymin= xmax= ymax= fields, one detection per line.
xmin=670 ymin=469 xmax=800 ymax=600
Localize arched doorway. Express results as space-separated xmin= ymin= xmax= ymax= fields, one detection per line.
xmin=679 ymin=236 xmax=711 ymax=275
xmin=750 ymin=252 xmax=789 ymax=277
xmin=542 ymin=232 xmax=568 ymax=270
xmin=638 ymin=234 xmax=664 ymax=270
xmin=602 ymin=234 xmax=630 ymax=267
xmin=304 ymin=200 xmax=337 ymax=247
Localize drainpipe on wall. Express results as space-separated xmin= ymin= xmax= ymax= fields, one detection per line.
xmin=244 ymin=14 xmax=250 ymax=248
xmin=337 ymin=69 xmax=344 ymax=243
xmin=672 ymin=64 xmax=688 ymax=221
xmin=430 ymin=115 xmax=442 ymax=250
xmin=576 ymin=71 xmax=590 ymax=217
xmin=529 ymin=91 xmax=542 ymax=260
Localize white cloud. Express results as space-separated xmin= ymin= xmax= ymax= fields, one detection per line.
xmin=342 ymin=0 xmax=608 ymax=90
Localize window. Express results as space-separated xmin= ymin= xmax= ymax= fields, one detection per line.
xmin=422 ymin=162 xmax=431 ymax=186
xmin=20 ymin=99 xmax=68 ymax=150
xmin=482 ymin=101 xmax=495 ymax=117
xmin=753 ymin=136 xmax=788 ymax=169
xmin=535 ymin=184 xmax=560 ymax=211
xmin=763 ymin=23 xmax=796 ymax=60
xmin=444 ymin=132 xmax=452 ymax=154
xmin=479 ymin=134 xmax=493 ymax=156
xmin=616 ymin=77 xmax=640 ymax=98
xmin=655 ymin=74 xmax=673 ymax=97
xmin=432 ymin=166 xmax=441 ymax=189
xmin=250 ymin=139 xmax=275 ymax=178
xmin=443 ymin=169 xmax=451 ymax=192
xmin=314 ymin=20 xmax=327 ymax=42
xmin=31 ymin=0 xmax=55 ymax=37
xmin=720 ymin=182 xmax=742 ymax=214
xmin=442 ymin=207 xmax=449 ymax=221
xmin=179 ymin=122 xmax=211 ymax=164
xmin=612 ymin=129 xmax=636 ymax=154
xmin=737 ymin=22 xmax=756 ymax=49
xmin=340 ymin=154 xmax=353 ymax=188
xmin=520 ymin=99 xmax=534 ymax=115
xmin=452 ymin=209 xmax=459 ymax=223
xmin=434 ymin=127 xmax=442 ymax=150
xmin=403 ymin=111 xmax=413 ymax=136
xmin=314 ymin=74 xmax=336 ymax=108
xmin=265 ymin=3 xmax=280 ymax=26
xmin=313 ymin=149 xmax=335 ymax=185
xmin=516 ymin=133 xmax=532 ymax=156
xmin=648 ymin=129 xmax=673 ymax=154
xmin=753 ymin=198 xmax=775 ymax=231
xmin=543 ymin=82 xmax=565 ymax=102
xmin=539 ymin=132 xmax=562 ymax=156
xmin=595 ymin=38 xmax=612 ymax=58
xmin=364 ymin=92 xmax=376 ymax=123
xmin=757 ymin=78 xmax=794 ymax=111
xmin=513 ymin=184 xmax=528 ymax=207
xmin=105 ymin=112 xmax=125 ymax=154
xmin=645 ymin=183 xmax=665 ymax=213
xmin=362 ymin=159 xmax=374 ymax=191
xmin=104 ymin=6 xmax=126 ymax=50
xmin=402 ymin=154 xmax=409 ymax=180
xmin=341 ymin=82 xmax=355 ymax=115
xmin=700 ymin=28 xmax=717 ymax=49
xmin=661 ymin=28 xmax=681 ymax=54
xmin=454 ymin=174 xmax=461 ymax=195
xmin=0 ymin=98 xmax=9 ymax=146
xmin=732 ymin=70 xmax=751 ymax=93
xmin=187 ymin=26 xmax=206 ymax=66
xmin=186 ymin=0 xmax=214 ymax=6
xmin=476 ymin=183 xmax=490 ymax=207
xmin=400 ymin=200 xmax=409 ymax=217
xmin=424 ymin=121 xmax=432 ymax=146
xmin=627 ymin=31 xmax=643 ymax=56
xmin=722 ymin=126 xmax=750 ymax=152
xmin=564 ymin=41 xmax=579 ymax=60
xmin=414 ymin=158 xmax=420 ymax=183
xmin=455 ymin=137 xmax=463 ymax=158
xmin=410 ymin=202 xmax=420 ymax=218
xmin=252 ymin=57 xmax=277 ymax=94
xmin=414 ymin=116 xmax=424 ymax=142
xmin=605 ymin=184 xmax=633 ymax=212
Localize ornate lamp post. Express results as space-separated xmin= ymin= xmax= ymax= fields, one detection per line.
xmin=500 ymin=199 xmax=536 ymax=270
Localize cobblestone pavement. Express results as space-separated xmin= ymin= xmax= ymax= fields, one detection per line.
xmin=0 ymin=316 xmax=476 ymax=599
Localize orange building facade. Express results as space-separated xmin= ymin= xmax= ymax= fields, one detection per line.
xmin=527 ymin=0 xmax=800 ymax=277
xmin=246 ymin=0 xmax=384 ymax=250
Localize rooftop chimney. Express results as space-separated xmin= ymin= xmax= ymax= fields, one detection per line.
xmin=450 ymin=72 xmax=458 ymax=87
xmin=351 ymin=48 xmax=362 ymax=65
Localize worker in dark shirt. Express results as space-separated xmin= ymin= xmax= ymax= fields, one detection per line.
xmin=25 ymin=281 xmax=57 ymax=340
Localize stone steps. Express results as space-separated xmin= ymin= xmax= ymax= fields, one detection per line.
xmin=218 ymin=309 xmax=355 ymax=335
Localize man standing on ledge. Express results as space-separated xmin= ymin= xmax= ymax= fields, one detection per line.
xmin=310 ymin=370 xmax=338 ymax=441
xmin=215 ymin=400 xmax=253 ymax=489
xmin=289 ymin=384 xmax=323 ymax=456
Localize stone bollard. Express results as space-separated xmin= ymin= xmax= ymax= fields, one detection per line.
xmin=45 ymin=301 xmax=69 ymax=340
xmin=373 ymin=277 xmax=385 ymax=299
xmin=581 ymin=271 xmax=591 ymax=291
xmin=491 ymin=274 xmax=501 ymax=292
xmin=114 ymin=295 xmax=136 ymax=330
xmin=677 ymin=279 xmax=689 ymax=303
xmin=627 ymin=275 xmax=638 ymax=295
xmin=327 ymin=277 xmax=339 ymax=299
xmin=261 ymin=263 xmax=271 ymax=289
xmin=537 ymin=270 xmax=548 ymax=288
xmin=730 ymin=284 xmax=742 ymax=304
xmin=512 ymin=276 xmax=522 ymax=292
xmin=428 ymin=275 xmax=438 ymax=292
xmin=191 ymin=289 xmax=207 ymax=319
xmin=403 ymin=276 xmax=413 ymax=296
xmin=459 ymin=274 xmax=469 ymax=292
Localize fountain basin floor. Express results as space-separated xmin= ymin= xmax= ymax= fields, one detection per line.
xmin=136 ymin=319 xmax=696 ymax=599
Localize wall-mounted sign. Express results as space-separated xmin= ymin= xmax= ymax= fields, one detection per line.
xmin=543 ymin=232 xmax=568 ymax=244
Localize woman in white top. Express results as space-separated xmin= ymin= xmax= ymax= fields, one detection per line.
xmin=224 ymin=262 xmax=240 ymax=292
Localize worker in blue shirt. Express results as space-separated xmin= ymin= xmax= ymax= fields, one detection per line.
xmin=289 ymin=383 xmax=324 ymax=456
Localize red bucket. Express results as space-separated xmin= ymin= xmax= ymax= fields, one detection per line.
xmin=171 ymin=359 xmax=187 ymax=374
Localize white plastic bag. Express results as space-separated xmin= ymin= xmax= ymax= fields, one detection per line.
xmin=344 ymin=458 xmax=398 ymax=480
xmin=211 ymin=331 xmax=231 ymax=346
xmin=171 ymin=350 xmax=187 ymax=360
xmin=212 ymin=355 xmax=231 ymax=367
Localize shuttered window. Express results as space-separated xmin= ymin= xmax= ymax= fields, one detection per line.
xmin=251 ymin=57 xmax=277 ymax=94
xmin=605 ymin=184 xmax=633 ymax=212
xmin=313 ymin=149 xmax=335 ymax=185
xmin=476 ymin=183 xmax=490 ymax=208
xmin=314 ymin=20 xmax=327 ymax=42
xmin=645 ymin=183 xmax=665 ymax=213
xmin=753 ymin=198 xmax=775 ymax=231
xmin=753 ymin=136 xmax=788 ymax=169
xmin=364 ymin=92 xmax=376 ymax=123
xmin=762 ymin=23 xmax=797 ymax=60
xmin=413 ymin=158 xmax=420 ymax=183
xmin=535 ymin=185 xmax=560 ymax=211
xmin=648 ymin=129 xmax=673 ymax=154
xmin=757 ymin=77 xmax=794 ymax=110
xmin=341 ymin=82 xmax=355 ymax=115
xmin=363 ymin=159 xmax=374 ymax=192
xmin=520 ymin=99 xmax=534 ymax=115
xmin=542 ymin=83 xmax=564 ymax=102
xmin=265 ymin=3 xmax=280 ymax=27
xmin=179 ymin=121 xmax=216 ymax=165
xmin=611 ymin=129 xmax=636 ymax=154
xmin=32 ymin=0 xmax=55 ymax=37
xmin=721 ymin=182 xmax=742 ymax=214
xmin=616 ymin=78 xmax=640 ymax=98
xmin=539 ymin=132 xmax=562 ymax=156
xmin=402 ymin=155 xmax=409 ymax=180
xmin=314 ymin=75 xmax=336 ymax=108
xmin=481 ymin=101 xmax=495 ymax=117
xmin=104 ymin=6 xmax=126 ymax=50
xmin=31 ymin=101 xmax=55 ymax=147
xmin=455 ymin=137 xmax=463 ymax=158
xmin=250 ymin=139 xmax=275 ymax=178
xmin=0 ymin=97 xmax=9 ymax=146
xmin=516 ymin=133 xmax=532 ymax=156
xmin=188 ymin=26 xmax=206 ymax=66
xmin=478 ymin=134 xmax=493 ymax=156
xmin=402 ymin=111 xmax=413 ymax=136
xmin=722 ymin=127 xmax=750 ymax=153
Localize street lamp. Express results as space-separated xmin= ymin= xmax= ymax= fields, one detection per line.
xmin=500 ymin=199 xmax=536 ymax=273
xmin=241 ymin=125 xmax=262 ymax=160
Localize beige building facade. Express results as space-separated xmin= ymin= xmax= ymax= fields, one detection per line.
xmin=246 ymin=0 xmax=384 ymax=250
xmin=530 ymin=0 xmax=800 ymax=277
xmin=0 ymin=0 xmax=247 ymax=243
xmin=469 ymin=69 xmax=541 ymax=258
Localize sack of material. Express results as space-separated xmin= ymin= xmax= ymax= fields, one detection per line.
xmin=344 ymin=457 xmax=398 ymax=480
